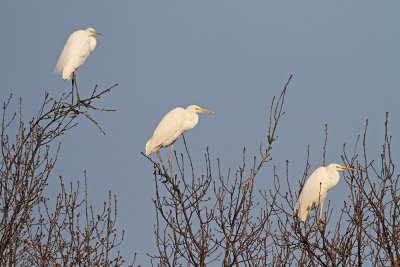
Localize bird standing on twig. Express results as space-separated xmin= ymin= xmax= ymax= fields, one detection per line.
xmin=296 ymin=163 xmax=355 ymax=224
xmin=145 ymin=105 xmax=215 ymax=168
xmin=55 ymin=27 xmax=102 ymax=105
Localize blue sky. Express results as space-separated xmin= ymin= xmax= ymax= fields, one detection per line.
xmin=1 ymin=1 xmax=399 ymax=264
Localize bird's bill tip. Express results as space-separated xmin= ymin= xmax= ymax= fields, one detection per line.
xmin=337 ymin=165 xmax=355 ymax=171
xmin=94 ymin=31 xmax=102 ymax=36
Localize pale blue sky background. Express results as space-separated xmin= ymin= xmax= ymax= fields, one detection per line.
xmin=1 ymin=1 xmax=399 ymax=265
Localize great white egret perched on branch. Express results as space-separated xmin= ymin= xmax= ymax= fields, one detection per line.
xmin=296 ymin=163 xmax=355 ymax=223
xmin=145 ymin=105 xmax=215 ymax=166
xmin=55 ymin=27 xmax=102 ymax=104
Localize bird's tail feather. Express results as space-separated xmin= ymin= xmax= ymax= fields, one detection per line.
xmin=145 ymin=140 xmax=152 ymax=156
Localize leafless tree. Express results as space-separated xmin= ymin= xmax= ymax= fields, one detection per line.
xmin=146 ymin=75 xmax=399 ymax=266
xmin=145 ymin=76 xmax=290 ymax=266
xmin=0 ymin=86 xmax=135 ymax=266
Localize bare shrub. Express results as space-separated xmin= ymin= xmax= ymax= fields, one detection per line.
xmin=146 ymin=76 xmax=399 ymax=266
xmin=0 ymin=86 xmax=134 ymax=266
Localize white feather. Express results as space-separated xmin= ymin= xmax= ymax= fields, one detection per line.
xmin=55 ymin=28 xmax=99 ymax=80
xmin=145 ymin=105 xmax=214 ymax=156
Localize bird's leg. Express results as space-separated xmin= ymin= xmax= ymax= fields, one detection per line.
xmin=319 ymin=201 xmax=324 ymax=221
xmin=318 ymin=201 xmax=327 ymax=230
xmin=71 ymin=77 xmax=75 ymax=105
xmin=156 ymin=150 xmax=164 ymax=166
xmin=168 ymin=145 xmax=174 ymax=177
xmin=73 ymin=71 xmax=81 ymax=104
xmin=156 ymin=150 xmax=167 ymax=175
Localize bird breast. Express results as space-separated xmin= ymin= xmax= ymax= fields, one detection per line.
xmin=182 ymin=113 xmax=199 ymax=132
xmin=89 ymin=37 xmax=97 ymax=52
xmin=324 ymin=170 xmax=340 ymax=191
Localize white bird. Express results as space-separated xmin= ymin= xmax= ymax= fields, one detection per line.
xmin=296 ymin=163 xmax=355 ymax=222
xmin=55 ymin=27 xmax=102 ymax=103
xmin=145 ymin=105 xmax=215 ymax=161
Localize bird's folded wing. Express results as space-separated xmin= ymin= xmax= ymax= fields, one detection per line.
xmin=55 ymin=31 xmax=90 ymax=74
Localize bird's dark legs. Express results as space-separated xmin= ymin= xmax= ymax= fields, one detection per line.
xmin=156 ymin=150 xmax=167 ymax=173
xmin=156 ymin=150 xmax=163 ymax=165
xmin=73 ymin=71 xmax=81 ymax=104
xmin=156 ymin=148 xmax=173 ymax=178
xmin=168 ymin=145 xmax=174 ymax=177
xmin=71 ymin=77 xmax=75 ymax=105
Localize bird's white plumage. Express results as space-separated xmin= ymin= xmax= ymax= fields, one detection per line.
xmin=55 ymin=28 xmax=100 ymax=80
xmin=145 ymin=105 xmax=214 ymax=156
xmin=296 ymin=163 xmax=354 ymax=222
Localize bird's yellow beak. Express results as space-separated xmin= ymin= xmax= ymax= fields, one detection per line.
xmin=337 ymin=165 xmax=355 ymax=171
xmin=94 ymin=31 xmax=102 ymax=36
xmin=198 ymin=107 xmax=215 ymax=114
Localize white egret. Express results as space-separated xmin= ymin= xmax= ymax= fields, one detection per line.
xmin=145 ymin=105 xmax=215 ymax=163
xmin=296 ymin=163 xmax=355 ymax=223
xmin=55 ymin=27 xmax=102 ymax=103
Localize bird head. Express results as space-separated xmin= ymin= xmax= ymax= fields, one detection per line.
xmin=331 ymin=164 xmax=355 ymax=172
xmin=187 ymin=105 xmax=215 ymax=114
xmin=86 ymin=28 xmax=102 ymax=37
